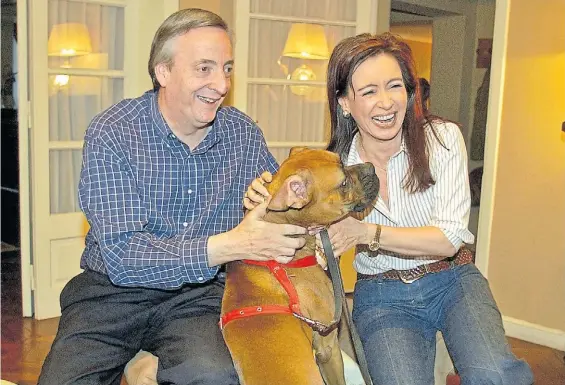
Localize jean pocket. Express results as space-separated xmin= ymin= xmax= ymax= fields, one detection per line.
xmin=353 ymin=279 xmax=378 ymax=310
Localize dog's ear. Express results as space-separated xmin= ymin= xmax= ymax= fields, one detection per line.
xmin=268 ymin=170 xmax=313 ymax=211
xmin=288 ymin=147 xmax=309 ymax=157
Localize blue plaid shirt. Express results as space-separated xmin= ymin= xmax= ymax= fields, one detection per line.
xmin=79 ymin=90 xmax=278 ymax=289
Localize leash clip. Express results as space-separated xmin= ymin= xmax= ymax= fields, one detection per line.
xmin=292 ymin=312 xmax=339 ymax=337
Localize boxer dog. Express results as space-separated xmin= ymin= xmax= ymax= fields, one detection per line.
xmin=220 ymin=147 xmax=379 ymax=385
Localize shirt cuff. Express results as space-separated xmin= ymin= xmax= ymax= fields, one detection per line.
xmin=182 ymin=236 xmax=219 ymax=283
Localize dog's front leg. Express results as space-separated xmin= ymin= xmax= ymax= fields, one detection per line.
xmin=313 ymin=331 xmax=347 ymax=385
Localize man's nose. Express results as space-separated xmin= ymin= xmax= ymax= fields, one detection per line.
xmin=212 ymin=70 xmax=230 ymax=96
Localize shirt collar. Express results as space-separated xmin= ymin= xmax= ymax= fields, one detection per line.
xmin=149 ymin=89 xmax=173 ymax=139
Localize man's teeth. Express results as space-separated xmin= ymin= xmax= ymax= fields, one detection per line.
xmin=198 ymin=96 xmax=217 ymax=104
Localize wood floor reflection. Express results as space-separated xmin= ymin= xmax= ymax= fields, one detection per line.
xmin=2 ymin=250 xmax=564 ymax=385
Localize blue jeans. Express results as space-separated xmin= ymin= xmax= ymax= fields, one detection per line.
xmin=352 ymin=263 xmax=533 ymax=385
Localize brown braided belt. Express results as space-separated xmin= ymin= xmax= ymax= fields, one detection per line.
xmin=357 ymin=247 xmax=474 ymax=284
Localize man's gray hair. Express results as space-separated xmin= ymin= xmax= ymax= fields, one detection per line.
xmin=148 ymin=8 xmax=230 ymax=90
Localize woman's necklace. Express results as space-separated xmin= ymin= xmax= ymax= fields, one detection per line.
xmin=358 ymin=138 xmax=388 ymax=173
xmin=373 ymin=163 xmax=387 ymax=173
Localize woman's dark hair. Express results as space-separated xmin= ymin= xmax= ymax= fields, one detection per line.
xmin=326 ymin=32 xmax=442 ymax=193
xmin=419 ymin=77 xmax=431 ymax=113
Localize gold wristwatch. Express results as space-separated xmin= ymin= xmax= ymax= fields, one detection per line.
xmin=368 ymin=224 xmax=382 ymax=252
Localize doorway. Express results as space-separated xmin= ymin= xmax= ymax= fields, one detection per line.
xmin=1 ymin=0 xmax=24 ymax=332
xmin=389 ymin=1 xmax=496 ymax=245
xmin=1 ymin=0 xmax=20 ymax=251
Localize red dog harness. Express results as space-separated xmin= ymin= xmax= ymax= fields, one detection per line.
xmin=219 ymin=256 xmax=318 ymax=330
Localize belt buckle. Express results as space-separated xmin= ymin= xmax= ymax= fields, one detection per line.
xmin=398 ymin=267 xmax=425 ymax=284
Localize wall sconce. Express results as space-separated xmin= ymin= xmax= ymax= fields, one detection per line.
xmin=278 ymin=23 xmax=330 ymax=96
xmin=48 ymin=22 xmax=92 ymax=88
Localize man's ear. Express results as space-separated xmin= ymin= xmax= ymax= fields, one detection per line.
xmin=268 ymin=170 xmax=313 ymax=211
xmin=154 ymin=62 xmax=170 ymax=88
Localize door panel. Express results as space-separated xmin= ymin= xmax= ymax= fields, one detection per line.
xmin=247 ymin=83 xmax=328 ymax=143
xmin=49 ymin=149 xmax=82 ymax=213
xmin=234 ymin=0 xmax=371 ymax=163
xmin=250 ymin=0 xmax=358 ymax=21
xmin=29 ymin=0 xmax=178 ymax=320
xmin=48 ymin=77 xmax=125 ymax=142
xmin=248 ymin=19 xmax=356 ymax=80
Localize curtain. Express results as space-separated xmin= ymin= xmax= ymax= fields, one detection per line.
xmin=48 ymin=0 xmax=124 ymax=213
xmin=247 ymin=0 xmax=357 ymax=163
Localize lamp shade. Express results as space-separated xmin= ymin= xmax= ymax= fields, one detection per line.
xmin=48 ymin=22 xmax=92 ymax=57
xmin=282 ymin=23 xmax=330 ymax=60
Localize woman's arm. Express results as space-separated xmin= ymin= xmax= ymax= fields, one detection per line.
xmin=326 ymin=122 xmax=473 ymax=258
xmin=324 ymin=218 xmax=455 ymax=258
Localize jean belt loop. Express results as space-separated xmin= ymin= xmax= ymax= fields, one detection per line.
xmin=376 ymin=272 xmax=384 ymax=284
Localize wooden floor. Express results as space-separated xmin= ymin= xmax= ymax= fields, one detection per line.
xmin=2 ymin=250 xmax=564 ymax=385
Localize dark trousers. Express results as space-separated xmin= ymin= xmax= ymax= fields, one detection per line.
xmin=38 ymin=270 xmax=239 ymax=385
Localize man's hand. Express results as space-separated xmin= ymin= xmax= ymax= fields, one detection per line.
xmin=242 ymin=171 xmax=324 ymax=235
xmin=243 ymin=171 xmax=272 ymax=211
xmin=209 ymin=198 xmax=307 ymax=266
xmin=124 ymin=351 xmax=158 ymax=385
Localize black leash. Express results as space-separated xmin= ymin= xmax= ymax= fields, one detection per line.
xmin=320 ymin=229 xmax=373 ymax=385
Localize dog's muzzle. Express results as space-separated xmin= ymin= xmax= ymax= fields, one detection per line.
xmin=346 ymin=162 xmax=380 ymax=211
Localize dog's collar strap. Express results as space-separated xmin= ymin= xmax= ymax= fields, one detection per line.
xmin=241 ymin=255 xmax=317 ymax=268
xmin=219 ymin=256 xmax=318 ymax=330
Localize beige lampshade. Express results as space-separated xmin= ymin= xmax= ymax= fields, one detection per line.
xmin=282 ymin=23 xmax=330 ymax=60
xmin=48 ymin=22 xmax=92 ymax=57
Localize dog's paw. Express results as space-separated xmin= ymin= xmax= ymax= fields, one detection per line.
xmin=315 ymin=246 xmax=328 ymax=270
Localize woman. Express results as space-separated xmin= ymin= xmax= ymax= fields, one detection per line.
xmin=245 ymin=33 xmax=533 ymax=385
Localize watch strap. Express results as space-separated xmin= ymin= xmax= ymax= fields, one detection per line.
xmin=368 ymin=224 xmax=382 ymax=252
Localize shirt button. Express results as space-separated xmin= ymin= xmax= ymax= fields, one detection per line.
xmin=187 ymin=189 xmax=193 ymax=194
xmin=168 ymin=133 xmax=176 ymax=139
xmin=183 ymin=222 xmax=188 ymax=227
xmin=197 ymin=277 xmax=204 ymax=282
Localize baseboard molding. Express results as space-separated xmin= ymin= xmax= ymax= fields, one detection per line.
xmin=502 ymin=315 xmax=565 ymax=352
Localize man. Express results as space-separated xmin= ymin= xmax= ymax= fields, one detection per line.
xmin=38 ymin=9 xmax=306 ymax=385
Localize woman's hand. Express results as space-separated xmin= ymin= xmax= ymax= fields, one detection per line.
xmin=243 ymin=171 xmax=272 ymax=211
xmin=318 ymin=216 xmax=371 ymax=257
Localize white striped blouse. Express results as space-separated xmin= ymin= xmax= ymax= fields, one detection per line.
xmin=347 ymin=121 xmax=475 ymax=274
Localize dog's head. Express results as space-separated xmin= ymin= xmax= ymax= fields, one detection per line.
xmin=265 ymin=147 xmax=379 ymax=227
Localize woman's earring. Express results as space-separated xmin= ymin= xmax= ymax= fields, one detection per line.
xmin=343 ymin=111 xmax=350 ymax=118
